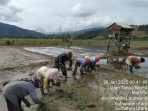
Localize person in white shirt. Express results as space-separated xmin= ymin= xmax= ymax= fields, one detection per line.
xmin=36 ymin=66 xmax=60 ymax=96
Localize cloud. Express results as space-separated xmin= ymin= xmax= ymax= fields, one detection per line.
xmin=71 ymin=2 xmax=99 ymax=17
xmin=127 ymin=0 xmax=148 ymax=8
xmin=0 ymin=0 xmax=10 ymax=5
xmin=0 ymin=0 xmax=23 ymax=22
xmin=61 ymin=17 xmax=111 ymax=32
xmin=41 ymin=15 xmax=136 ymax=33
xmin=0 ymin=5 xmax=23 ymax=22
xmin=1 ymin=0 xmax=148 ymax=33
xmin=56 ymin=1 xmax=99 ymax=17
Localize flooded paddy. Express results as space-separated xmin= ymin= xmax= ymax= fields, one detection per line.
xmin=0 ymin=46 xmax=147 ymax=111
xmin=24 ymin=46 xmax=105 ymax=58
xmin=24 ymin=46 xmax=148 ymax=78
xmin=37 ymin=67 xmax=148 ymax=111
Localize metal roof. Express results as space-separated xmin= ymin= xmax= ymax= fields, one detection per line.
xmin=116 ymin=23 xmax=133 ymax=29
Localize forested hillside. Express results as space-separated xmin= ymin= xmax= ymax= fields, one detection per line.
xmin=73 ymin=25 xmax=148 ymax=40
xmin=0 ymin=21 xmax=148 ymax=40
xmin=131 ymin=25 xmax=148 ymax=40
xmin=74 ymin=29 xmax=108 ymax=39
xmin=138 ymin=25 xmax=148 ymax=33
xmin=0 ymin=22 xmax=44 ymax=38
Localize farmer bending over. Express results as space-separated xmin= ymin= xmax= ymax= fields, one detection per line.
xmin=3 ymin=78 xmax=44 ymax=111
xmin=126 ymin=56 xmax=145 ymax=72
xmin=55 ymin=52 xmax=73 ymax=78
xmin=72 ymin=58 xmax=91 ymax=75
xmin=37 ymin=66 xmax=60 ymax=96
xmin=85 ymin=56 xmax=100 ymax=71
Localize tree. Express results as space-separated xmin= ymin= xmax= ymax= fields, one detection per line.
xmin=62 ymin=34 xmax=70 ymax=42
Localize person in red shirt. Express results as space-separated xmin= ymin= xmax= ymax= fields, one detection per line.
xmin=85 ymin=56 xmax=100 ymax=71
xmin=126 ymin=56 xmax=145 ymax=72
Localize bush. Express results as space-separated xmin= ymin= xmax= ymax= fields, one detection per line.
xmin=5 ymin=40 xmax=11 ymax=45
xmin=77 ymin=103 xmax=87 ymax=111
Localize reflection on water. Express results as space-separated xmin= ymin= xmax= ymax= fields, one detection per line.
xmin=24 ymin=47 xmax=72 ymax=57
xmin=107 ymin=57 xmax=127 ymax=69
xmin=105 ymin=56 xmax=148 ymax=78
xmin=24 ymin=46 xmax=105 ymax=58
xmin=70 ymin=46 xmax=106 ymax=52
xmin=24 ymin=46 xmax=148 ymax=78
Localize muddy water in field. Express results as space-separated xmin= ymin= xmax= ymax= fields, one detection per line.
xmin=23 ymin=46 xmax=148 ymax=110
xmin=102 ymin=56 xmax=148 ymax=78
xmin=0 ymin=46 xmax=147 ymax=111
xmin=43 ymin=67 xmax=148 ymax=111
xmin=69 ymin=46 xmax=106 ymax=52
xmin=24 ymin=46 xmax=105 ymax=58
xmin=24 ymin=46 xmax=148 ymax=111
xmin=0 ymin=47 xmax=51 ymax=111
xmin=24 ymin=46 xmax=148 ymax=78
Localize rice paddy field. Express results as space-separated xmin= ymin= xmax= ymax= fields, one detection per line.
xmin=0 ymin=39 xmax=147 ymax=111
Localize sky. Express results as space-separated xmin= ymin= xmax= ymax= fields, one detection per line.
xmin=0 ymin=0 xmax=148 ymax=34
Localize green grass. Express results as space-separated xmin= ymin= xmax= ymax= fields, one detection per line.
xmin=70 ymin=95 xmax=78 ymax=102
xmin=131 ymin=40 xmax=148 ymax=44
xmin=53 ymin=102 xmax=59 ymax=110
xmin=0 ymin=39 xmax=62 ymax=46
xmin=77 ymin=103 xmax=87 ymax=111
xmin=54 ymin=81 xmax=61 ymax=87
xmin=0 ymin=39 xmax=147 ymax=46
xmin=36 ymin=104 xmax=45 ymax=111
xmin=0 ymin=39 xmax=107 ymax=46
xmin=95 ymin=64 xmax=100 ymax=68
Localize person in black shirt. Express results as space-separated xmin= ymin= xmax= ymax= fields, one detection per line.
xmin=55 ymin=52 xmax=73 ymax=78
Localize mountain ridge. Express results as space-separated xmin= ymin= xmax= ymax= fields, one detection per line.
xmin=0 ymin=22 xmax=148 ymax=40
xmin=0 ymin=22 xmax=44 ymax=38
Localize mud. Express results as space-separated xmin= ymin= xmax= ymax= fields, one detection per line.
xmin=0 ymin=46 xmax=53 ymax=111
xmin=24 ymin=46 xmax=148 ymax=78
xmin=0 ymin=45 xmax=147 ymax=111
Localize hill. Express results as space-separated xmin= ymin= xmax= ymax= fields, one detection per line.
xmin=65 ymin=27 xmax=107 ymax=39
xmin=46 ymin=27 xmax=108 ymax=39
xmin=75 ymin=27 xmax=105 ymax=33
xmin=0 ymin=22 xmax=44 ymax=38
xmin=130 ymin=25 xmax=148 ymax=40
xmin=70 ymin=25 xmax=148 ymax=40
xmin=1 ymin=22 xmax=148 ymax=40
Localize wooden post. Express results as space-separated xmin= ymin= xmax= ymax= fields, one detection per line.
xmin=117 ymin=31 xmax=120 ymax=54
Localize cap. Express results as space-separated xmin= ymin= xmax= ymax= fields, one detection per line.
xmin=68 ymin=52 xmax=73 ymax=58
xmin=95 ymin=57 xmax=100 ymax=62
xmin=85 ymin=56 xmax=90 ymax=61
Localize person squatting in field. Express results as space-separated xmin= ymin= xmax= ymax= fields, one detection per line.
xmin=126 ymin=56 xmax=145 ymax=72
xmin=3 ymin=78 xmax=44 ymax=111
xmin=72 ymin=58 xmax=91 ymax=75
xmin=85 ymin=56 xmax=100 ymax=71
xmin=55 ymin=52 xmax=73 ymax=78
xmin=36 ymin=66 xmax=60 ymax=96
